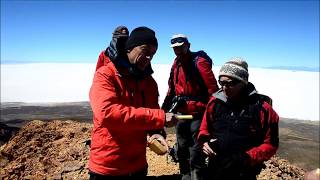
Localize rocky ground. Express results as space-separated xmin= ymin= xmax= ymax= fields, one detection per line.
xmin=0 ymin=120 xmax=310 ymax=180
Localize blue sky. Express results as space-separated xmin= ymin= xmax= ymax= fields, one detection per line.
xmin=1 ymin=0 xmax=319 ymax=69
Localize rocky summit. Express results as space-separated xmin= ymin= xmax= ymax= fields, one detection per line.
xmin=0 ymin=120 xmax=308 ymax=179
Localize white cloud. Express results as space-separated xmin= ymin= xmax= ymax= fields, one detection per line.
xmin=1 ymin=63 xmax=95 ymax=103
xmin=1 ymin=63 xmax=319 ymax=121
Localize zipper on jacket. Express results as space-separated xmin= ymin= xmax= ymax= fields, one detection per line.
xmin=129 ymin=88 xmax=134 ymax=105
xmin=141 ymin=91 xmax=146 ymax=107
xmin=134 ymin=79 xmax=140 ymax=106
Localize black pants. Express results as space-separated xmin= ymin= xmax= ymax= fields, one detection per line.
xmin=176 ymin=118 xmax=206 ymax=179
xmin=206 ymin=156 xmax=260 ymax=180
xmin=89 ymin=168 xmax=147 ymax=180
xmin=205 ymin=168 xmax=257 ymax=180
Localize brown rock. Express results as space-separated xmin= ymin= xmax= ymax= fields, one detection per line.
xmin=0 ymin=120 xmax=308 ymax=179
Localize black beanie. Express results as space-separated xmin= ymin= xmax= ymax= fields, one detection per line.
xmin=125 ymin=26 xmax=158 ymax=50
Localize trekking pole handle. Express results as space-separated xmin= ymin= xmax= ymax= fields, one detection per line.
xmin=174 ymin=115 xmax=193 ymax=120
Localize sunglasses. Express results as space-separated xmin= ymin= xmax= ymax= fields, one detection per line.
xmin=171 ymin=37 xmax=187 ymax=45
xmin=218 ymin=79 xmax=240 ymax=87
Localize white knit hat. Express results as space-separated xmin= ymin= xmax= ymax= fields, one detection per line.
xmin=219 ymin=57 xmax=249 ymax=84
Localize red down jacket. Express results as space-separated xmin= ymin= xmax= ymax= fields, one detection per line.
xmin=95 ymin=51 xmax=110 ymax=71
xmin=163 ymin=52 xmax=218 ymax=116
xmin=89 ymin=56 xmax=165 ymax=175
xmin=198 ymin=88 xmax=279 ymax=166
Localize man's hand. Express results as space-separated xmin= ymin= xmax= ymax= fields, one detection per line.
xmin=203 ymin=138 xmax=217 ymax=156
xmin=165 ymin=112 xmax=178 ymax=127
xmin=147 ymin=134 xmax=169 ymax=155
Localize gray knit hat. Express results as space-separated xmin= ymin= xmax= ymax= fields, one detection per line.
xmin=219 ymin=57 xmax=249 ymax=84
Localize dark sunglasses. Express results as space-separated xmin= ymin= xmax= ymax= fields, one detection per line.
xmin=218 ymin=79 xmax=240 ymax=87
xmin=171 ymin=37 xmax=187 ymax=45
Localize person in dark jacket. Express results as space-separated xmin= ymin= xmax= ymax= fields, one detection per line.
xmin=95 ymin=25 xmax=129 ymax=71
xmin=198 ymin=58 xmax=279 ymax=180
xmin=89 ymin=26 xmax=177 ymax=179
xmin=162 ymin=34 xmax=219 ymax=180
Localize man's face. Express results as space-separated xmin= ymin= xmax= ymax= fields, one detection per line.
xmin=127 ymin=44 xmax=157 ymax=71
xmin=219 ymin=76 xmax=245 ymax=100
xmin=173 ymin=43 xmax=189 ymax=57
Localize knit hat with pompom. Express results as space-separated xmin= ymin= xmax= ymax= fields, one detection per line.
xmin=219 ymin=57 xmax=249 ymax=84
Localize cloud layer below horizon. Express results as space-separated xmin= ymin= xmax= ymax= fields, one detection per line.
xmin=1 ymin=63 xmax=319 ymax=121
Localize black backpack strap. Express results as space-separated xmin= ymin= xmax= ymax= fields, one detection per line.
xmin=250 ymin=94 xmax=272 ymax=144
xmin=192 ymin=50 xmax=213 ymax=66
xmin=191 ymin=51 xmax=213 ymax=101
xmin=258 ymin=94 xmax=273 ymax=107
xmin=247 ymin=99 xmax=264 ymax=144
xmin=261 ymin=105 xmax=269 ymax=139
xmin=206 ymin=97 xmax=223 ymax=136
xmin=257 ymin=93 xmax=272 ymax=142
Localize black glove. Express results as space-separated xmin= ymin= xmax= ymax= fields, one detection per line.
xmin=234 ymin=152 xmax=251 ymax=167
xmin=168 ymin=96 xmax=186 ymax=113
xmin=209 ymin=152 xmax=252 ymax=179
xmin=208 ymin=138 xmax=220 ymax=153
xmin=161 ymin=95 xmax=174 ymax=112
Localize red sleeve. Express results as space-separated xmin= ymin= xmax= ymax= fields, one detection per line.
xmin=196 ymin=57 xmax=219 ymax=96
xmin=89 ymin=66 xmax=165 ymax=131
xmin=198 ymin=96 xmax=216 ymax=143
xmin=246 ymin=102 xmax=279 ymax=165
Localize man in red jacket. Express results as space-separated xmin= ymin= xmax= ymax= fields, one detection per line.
xmin=198 ymin=58 xmax=279 ymax=180
xmin=89 ymin=26 xmax=177 ymax=179
xmin=162 ymin=34 xmax=219 ymax=180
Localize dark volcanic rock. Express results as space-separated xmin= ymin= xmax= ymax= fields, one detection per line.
xmin=0 ymin=122 xmax=20 ymax=146
xmin=0 ymin=102 xmax=93 ymax=126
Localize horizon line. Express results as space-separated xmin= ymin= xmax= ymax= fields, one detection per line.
xmin=1 ymin=62 xmax=319 ymax=72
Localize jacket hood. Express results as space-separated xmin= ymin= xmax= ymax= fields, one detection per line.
xmin=105 ymin=35 xmax=128 ymax=61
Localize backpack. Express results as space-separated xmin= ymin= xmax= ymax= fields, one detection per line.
xmin=191 ymin=51 xmax=213 ymax=93
xmin=168 ymin=50 xmax=213 ymax=98
xmin=258 ymin=93 xmax=273 ymax=107
xmin=211 ymin=93 xmax=273 ymax=145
